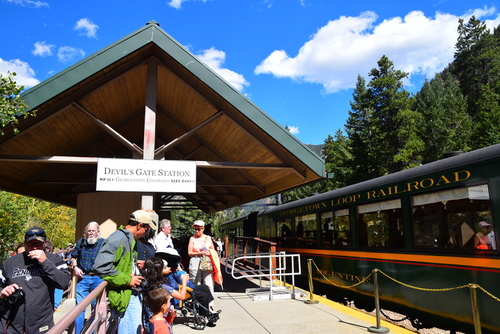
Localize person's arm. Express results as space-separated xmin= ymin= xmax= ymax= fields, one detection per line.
xmin=473 ymin=234 xmax=480 ymax=248
xmin=187 ymin=236 xmax=196 ymax=257
xmin=0 ymin=264 xmax=21 ymax=300
xmin=207 ymin=237 xmax=215 ymax=251
xmin=70 ymin=239 xmax=84 ymax=278
xmin=39 ymin=252 xmax=71 ymax=290
xmin=93 ymin=234 xmax=133 ymax=287
xmin=170 ymin=273 xmax=190 ymax=300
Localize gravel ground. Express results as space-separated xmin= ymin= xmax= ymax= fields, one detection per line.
xmin=347 ymin=303 xmax=466 ymax=334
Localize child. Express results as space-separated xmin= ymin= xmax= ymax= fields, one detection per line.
xmin=143 ymin=288 xmax=175 ymax=334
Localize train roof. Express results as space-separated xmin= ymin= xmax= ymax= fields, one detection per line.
xmin=259 ymin=143 xmax=500 ymax=215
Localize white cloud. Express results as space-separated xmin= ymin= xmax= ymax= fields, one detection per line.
xmin=255 ymin=7 xmax=499 ymax=94
xmin=74 ymin=18 xmax=99 ymax=38
xmin=287 ymin=126 xmax=299 ymax=135
xmin=6 ymin=0 xmax=48 ymax=8
xmin=195 ymin=47 xmax=249 ymax=92
xmin=57 ymin=46 xmax=85 ymax=63
xmin=167 ymin=0 xmax=186 ymax=9
xmin=167 ymin=0 xmax=208 ymax=9
xmin=470 ymin=6 xmax=500 ymax=32
xmin=32 ymin=41 xmax=54 ymax=57
xmin=0 ymin=58 xmax=40 ymax=88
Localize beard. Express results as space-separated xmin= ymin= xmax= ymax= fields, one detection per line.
xmin=86 ymin=236 xmax=98 ymax=245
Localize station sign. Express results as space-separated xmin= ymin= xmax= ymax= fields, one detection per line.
xmin=96 ymin=158 xmax=196 ymax=193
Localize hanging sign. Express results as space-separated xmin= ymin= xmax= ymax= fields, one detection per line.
xmin=96 ymin=158 xmax=196 ymax=193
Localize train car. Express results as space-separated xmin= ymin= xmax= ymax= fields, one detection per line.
xmin=221 ymin=144 xmax=500 ymax=334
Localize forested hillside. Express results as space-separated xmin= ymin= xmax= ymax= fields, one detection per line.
xmin=307 ymin=16 xmax=500 ymax=198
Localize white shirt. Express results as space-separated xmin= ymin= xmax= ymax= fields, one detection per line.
xmin=155 ymin=231 xmax=174 ymax=252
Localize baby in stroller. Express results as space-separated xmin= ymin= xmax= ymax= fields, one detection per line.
xmin=142 ymin=253 xmax=220 ymax=331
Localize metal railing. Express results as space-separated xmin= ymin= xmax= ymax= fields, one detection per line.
xmin=226 ymin=251 xmax=301 ymax=300
xmin=48 ymin=280 xmax=109 ymax=334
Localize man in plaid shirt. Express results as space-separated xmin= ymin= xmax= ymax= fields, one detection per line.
xmin=70 ymin=222 xmax=105 ymax=334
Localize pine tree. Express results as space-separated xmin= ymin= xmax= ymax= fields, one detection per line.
xmin=454 ymin=16 xmax=500 ymax=117
xmin=414 ymin=69 xmax=471 ymax=163
xmin=323 ymin=130 xmax=353 ymax=188
xmin=345 ymin=75 xmax=379 ymax=181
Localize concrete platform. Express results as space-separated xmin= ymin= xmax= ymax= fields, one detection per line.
xmin=53 ymin=264 xmax=415 ymax=334
xmin=172 ymin=284 xmax=413 ymax=334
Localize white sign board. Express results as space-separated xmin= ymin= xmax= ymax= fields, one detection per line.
xmin=96 ymin=158 xmax=196 ymax=193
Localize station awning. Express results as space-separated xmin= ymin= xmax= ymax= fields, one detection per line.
xmin=0 ymin=21 xmax=325 ymax=213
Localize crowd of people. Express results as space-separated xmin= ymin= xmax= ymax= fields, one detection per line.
xmin=0 ymin=210 xmax=224 ymax=334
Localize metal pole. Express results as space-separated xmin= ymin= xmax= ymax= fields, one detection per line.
xmin=368 ymin=269 xmax=389 ymax=333
xmin=469 ymin=283 xmax=482 ymax=334
xmin=304 ymin=259 xmax=318 ymax=304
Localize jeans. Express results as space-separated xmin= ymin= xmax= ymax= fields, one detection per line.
xmin=75 ymin=274 xmax=103 ymax=334
xmin=110 ymin=293 xmax=142 ymax=334
xmin=54 ymin=288 xmax=63 ymax=308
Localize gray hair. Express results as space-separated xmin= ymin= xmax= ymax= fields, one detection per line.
xmin=160 ymin=219 xmax=171 ymax=229
xmin=84 ymin=221 xmax=100 ymax=236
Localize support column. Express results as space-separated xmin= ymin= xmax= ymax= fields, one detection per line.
xmin=142 ymin=58 xmax=158 ymax=210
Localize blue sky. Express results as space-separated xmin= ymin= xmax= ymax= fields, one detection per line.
xmin=1 ymin=0 xmax=499 ymax=145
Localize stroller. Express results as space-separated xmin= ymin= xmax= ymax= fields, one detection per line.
xmin=157 ymin=252 xmax=221 ymax=330
xmin=178 ymin=286 xmax=220 ymax=330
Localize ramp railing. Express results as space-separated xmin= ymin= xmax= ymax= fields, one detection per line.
xmin=48 ymin=280 xmax=108 ymax=334
xmin=225 ymin=251 xmax=301 ymax=301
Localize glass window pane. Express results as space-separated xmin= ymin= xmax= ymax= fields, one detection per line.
xmin=411 ymin=184 xmax=494 ymax=250
xmin=321 ymin=210 xmax=351 ymax=249
xmin=277 ymin=218 xmax=292 ymax=247
xmin=296 ymin=213 xmax=317 ymax=246
xmin=357 ymin=199 xmax=403 ymax=249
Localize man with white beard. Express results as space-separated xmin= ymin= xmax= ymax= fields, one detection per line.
xmin=70 ymin=222 xmax=105 ymax=333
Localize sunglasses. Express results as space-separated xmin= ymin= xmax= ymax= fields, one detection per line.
xmin=26 ymin=240 xmax=45 ymax=247
xmin=26 ymin=230 xmax=46 ymax=237
xmin=193 ymin=227 xmax=203 ymax=231
xmin=140 ymin=224 xmax=151 ymax=231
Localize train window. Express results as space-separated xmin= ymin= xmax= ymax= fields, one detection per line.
xmin=321 ymin=209 xmax=351 ymax=249
xmin=357 ymin=199 xmax=404 ymax=248
xmin=296 ymin=213 xmax=317 ymax=246
xmin=277 ymin=218 xmax=292 ymax=247
xmin=411 ymin=184 xmax=495 ymax=250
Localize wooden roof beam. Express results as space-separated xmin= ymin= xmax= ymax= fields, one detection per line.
xmin=154 ymin=111 xmax=224 ymax=158
xmin=73 ymin=102 xmax=144 ymax=156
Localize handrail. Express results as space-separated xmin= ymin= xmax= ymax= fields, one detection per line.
xmin=48 ymin=280 xmax=108 ymax=334
xmin=227 ymin=251 xmax=301 ymax=300
xmin=229 ymin=236 xmax=277 ymax=266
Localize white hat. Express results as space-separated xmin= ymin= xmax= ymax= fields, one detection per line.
xmin=130 ymin=210 xmax=157 ymax=231
xmin=192 ymin=220 xmax=205 ymax=227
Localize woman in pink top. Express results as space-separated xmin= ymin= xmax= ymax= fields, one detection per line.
xmin=187 ymin=220 xmax=216 ymax=310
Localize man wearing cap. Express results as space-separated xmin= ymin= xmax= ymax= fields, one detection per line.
xmin=0 ymin=227 xmax=70 ymax=333
xmin=70 ymin=221 xmax=105 ymax=334
xmin=93 ymin=210 xmax=157 ymax=334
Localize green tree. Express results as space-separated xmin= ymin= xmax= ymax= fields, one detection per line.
xmin=345 ymin=75 xmax=379 ymax=181
xmin=367 ymin=55 xmax=423 ymax=174
xmin=171 ymin=209 xmax=215 ymax=240
xmin=454 ymin=17 xmax=500 ymax=118
xmin=0 ymin=72 xmax=36 ymax=134
xmin=471 ymin=83 xmax=500 ymax=148
xmin=414 ymin=70 xmax=472 ymax=163
xmin=0 ymin=191 xmax=76 ymax=261
xmin=344 ymin=56 xmax=422 ymax=182
xmin=323 ymin=130 xmax=352 ymax=188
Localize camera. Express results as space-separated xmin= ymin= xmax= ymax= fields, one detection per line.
xmin=139 ymin=279 xmax=149 ymax=290
xmin=7 ymin=288 xmax=25 ymax=307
